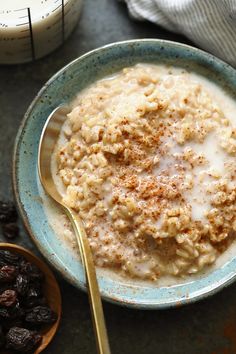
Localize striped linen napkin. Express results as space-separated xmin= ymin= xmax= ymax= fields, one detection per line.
xmin=123 ymin=0 xmax=236 ymax=67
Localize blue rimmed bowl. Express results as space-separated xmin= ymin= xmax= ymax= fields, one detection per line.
xmin=13 ymin=39 xmax=236 ymax=309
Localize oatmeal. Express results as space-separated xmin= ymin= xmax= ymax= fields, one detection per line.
xmin=51 ymin=64 xmax=236 ymax=281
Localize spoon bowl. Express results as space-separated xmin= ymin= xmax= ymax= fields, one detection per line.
xmin=0 ymin=243 xmax=61 ymax=354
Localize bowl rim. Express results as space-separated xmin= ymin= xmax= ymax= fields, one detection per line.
xmin=12 ymin=38 xmax=236 ymax=309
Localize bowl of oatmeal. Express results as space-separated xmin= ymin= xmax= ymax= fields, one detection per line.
xmin=14 ymin=40 xmax=236 ymax=308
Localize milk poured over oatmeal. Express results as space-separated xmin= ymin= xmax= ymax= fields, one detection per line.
xmin=46 ymin=64 xmax=236 ymax=282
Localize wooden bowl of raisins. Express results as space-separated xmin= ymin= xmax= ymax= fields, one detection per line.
xmin=0 ymin=243 xmax=61 ymax=353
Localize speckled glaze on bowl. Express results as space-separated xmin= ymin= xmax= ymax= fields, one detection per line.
xmin=13 ymin=39 xmax=236 ymax=309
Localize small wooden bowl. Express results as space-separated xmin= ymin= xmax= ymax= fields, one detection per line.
xmin=0 ymin=243 xmax=62 ymax=354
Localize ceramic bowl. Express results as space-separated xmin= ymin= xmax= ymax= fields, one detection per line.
xmin=13 ymin=39 xmax=236 ymax=309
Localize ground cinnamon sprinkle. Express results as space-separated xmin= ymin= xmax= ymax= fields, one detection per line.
xmin=53 ymin=63 xmax=236 ymax=281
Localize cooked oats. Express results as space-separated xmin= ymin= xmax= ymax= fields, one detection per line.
xmin=51 ymin=64 xmax=236 ymax=281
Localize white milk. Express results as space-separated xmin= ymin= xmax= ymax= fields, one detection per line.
xmin=44 ymin=65 xmax=236 ymax=286
xmin=0 ymin=0 xmax=83 ymax=64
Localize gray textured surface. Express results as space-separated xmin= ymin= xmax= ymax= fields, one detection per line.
xmin=0 ymin=1 xmax=235 ymax=353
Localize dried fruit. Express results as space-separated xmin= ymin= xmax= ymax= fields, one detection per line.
xmin=0 ymin=290 xmax=17 ymax=307
xmin=0 ymin=250 xmax=21 ymax=266
xmin=20 ymin=261 xmax=43 ymax=281
xmin=25 ymin=306 xmax=57 ymax=325
xmin=13 ymin=302 xmax=25 ymax=317
xmin=22 ymin=286 xmax=45 ymax=309
xmin=6 ymin=327 xmax=42 ymax=352
xmin=0 ymin=249 xmax=58 ymax=352
xmin=0 ymin=266 xmax=17 ymax=283
xmin=3 ymin=302 xmax=25 ymax=320
xmin=0 ymin=307 xmax=10 ymax=319
xmin=2 ymin=223 xmax=19 ymax=240
xmin=27 ymin=287 xmax=42 ymax=299
xmin=15 ymin=274 xmax=29 ymax=296
xmin=24 ymin=296 xmax=46 ymax=309
xmin=0 ymin=201 xmax=17 ymax=224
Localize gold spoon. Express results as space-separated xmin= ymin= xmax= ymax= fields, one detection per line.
xmin=0 ymin=243 xmax=61 ymax=354
xmin=38 ymin=106 xmax=111 ymax=354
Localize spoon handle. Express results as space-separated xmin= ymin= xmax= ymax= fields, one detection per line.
xmin=66 ymin=207 xmax=111 ymax=354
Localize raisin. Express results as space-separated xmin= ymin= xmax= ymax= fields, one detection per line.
xmin=23 ymin=286 xmax=45 ymax=309
xmin=15 ymin=274 xmax=29 ymax=296
xmin=0 ymin=266 xmax=17 ymax=283
xmin=24 ymin=296 xmax=46 ymax=309
xmin=20 ymin=261 xmax=43 ymax=281
xmin=0 ymin=302 xmax=25 ymax=321
xmin=0 ymin=201 xmax=17 ymax=224
xmin=0 ymin=250 xmax=21 ymax=266
xmin=30 ymin=280 xmax=43 ymax=293
xmin=26 ymin=287 xmax=42 ymax=303
xmin=0 ymin=307 xmax=10 ymax=319
xmin=2 ymin=223 xmax=19 ymax=240
xmin=6 ymin=327 xmax=42 ymax=352
xmin=11 ymin=302 xmax=24 ymax=320
xmin=0 ymin=290 xmax=17 ymax=307
xmin=0 ymin=249 xmax=58 ymax=351
xmin=25 ymin=306 xmax=57 ymax=325
xmin=27 ymin=287 xmax=41 ymax=299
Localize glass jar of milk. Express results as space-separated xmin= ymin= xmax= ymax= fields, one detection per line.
xmin=0 ymin=0 xmax=83 ymax=64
